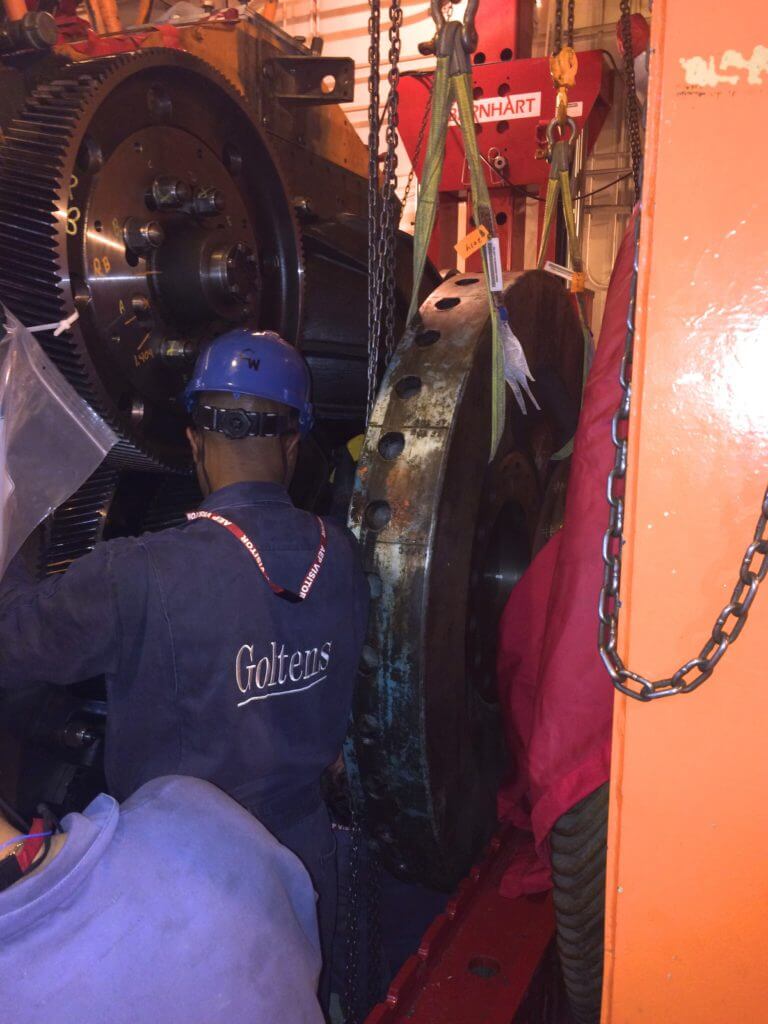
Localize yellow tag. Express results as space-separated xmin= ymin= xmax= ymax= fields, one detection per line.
xmin=550 ymin=46 xmax=578 ymax=88
xmin=454 ymin=225 xmax=490 ymax=261
xmin=570 ymin=271 xmax=586 ymax=293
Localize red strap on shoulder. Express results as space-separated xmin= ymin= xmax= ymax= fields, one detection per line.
xmin=15 ymin=818 xmax=47 ymax=871
xmin=187 ymin=511 xmax=327 ymax=602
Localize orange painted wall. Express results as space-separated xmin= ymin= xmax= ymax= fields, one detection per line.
xmin=602 ymin=2 xmax=768 ymax=1021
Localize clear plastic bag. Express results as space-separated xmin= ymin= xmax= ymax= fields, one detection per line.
xmin=0 ymin=305 xmax=117 ymax=576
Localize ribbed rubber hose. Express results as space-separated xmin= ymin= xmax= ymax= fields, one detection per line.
xmin=550 ymin=783 xmax=609 ymax=1024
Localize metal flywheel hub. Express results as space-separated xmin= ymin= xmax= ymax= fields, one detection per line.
xmin=0 ymin=49 xmax=303 ymax=469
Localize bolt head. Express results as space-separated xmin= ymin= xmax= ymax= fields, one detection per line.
xmin=144 ymin=221 xmax=164 ymax=248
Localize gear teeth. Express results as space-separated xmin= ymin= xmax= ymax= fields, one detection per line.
xmin=0 ymin=58 xmax=158 ymax=469
xmin=42 ymin=465 xmax=119 ymax=576
xmin=0 ymin=48 xmax=303 ymax=472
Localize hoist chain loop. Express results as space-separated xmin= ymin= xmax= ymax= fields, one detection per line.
xmin=366 ymin=0 xmax=402 ymax=422
xmin=366 ymin=0 xmax=382 ymax=421
xmin=598 ymin=212 xmax=768 ymax=701
xmin=552 ymin=0 xmax=575 ymax=54
xmin=401 ymin=81 xmax=431 ymax=211
xmin=619 ymin=0 xmax=643 ymax=202
xmin=566 ymin=0 xmax=575 ymax=48
xmin=382 ymin=0 xmax=403 ymax=365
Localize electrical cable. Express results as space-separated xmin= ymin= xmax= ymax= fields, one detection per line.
xmin=0 ymin=831 xmax=53 ymax=853
xmin=575 ymin=171 xmax=632 ymax=200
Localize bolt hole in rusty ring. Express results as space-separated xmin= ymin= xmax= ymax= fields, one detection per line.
xmin=378 ymin=431 xmax=405 ymax=460
xmin=364 ymin=499 xmax=392 ymax=531
xmin=395 ymin=375 xmax=422 ymax=398
xmin=347 ymin=270 xmax=585 ymax=888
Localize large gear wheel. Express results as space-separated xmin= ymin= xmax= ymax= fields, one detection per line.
xmin=0 ymin=50 xmax=303 ymax=469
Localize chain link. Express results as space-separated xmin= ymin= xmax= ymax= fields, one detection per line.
xmin=343 ymin=819 xmax=363 ymax=1021
xmin=598 ymin=211 xmax=768 ymax=701
xmin=366 ymin=0 xmax=382 ymax=422
xmin=553 ymin=1 xmax=574 ymax=54
xmin=566 ymin=0 xmax=574 ymax=48
xmin=364 ymin=841 xmax=383 ymax=1009
xmin=401 ymin=84 xmax=430 ymax=211
xmin=553 ymin=0 xmax=562 ymax=54
xmin=619 ymin=0 xmax=643 ymax=202
xmin=366 ymin=0 xmax=403 ymax=422
xmin=381 ymin=0 xmax=402 ymax=365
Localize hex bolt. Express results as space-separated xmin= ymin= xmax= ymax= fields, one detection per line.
xmin=123 ymin=217 xmax=164 ymax=255
xmin=193 ymin=187 xmax=226 ymax=217
xmin=131 ymin=294 xmax=151 ymax=316
xmin=160 ymin=338 xmax=195 ymax=365
xmin=150 ymin=176 xmax=192 ymax=210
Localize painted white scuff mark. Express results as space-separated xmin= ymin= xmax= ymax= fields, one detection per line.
xmin=680 ymin=45 xmax=768 ymax=87
xmin=721 ymin=46 xmax=768 ymax=84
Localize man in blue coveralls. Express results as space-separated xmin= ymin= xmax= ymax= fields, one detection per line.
xmin=0 ymin=328 xmax=369 ymax=1009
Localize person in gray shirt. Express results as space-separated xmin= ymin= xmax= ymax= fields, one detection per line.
xmin=0 ymin=774 xmax=323 ymax=1023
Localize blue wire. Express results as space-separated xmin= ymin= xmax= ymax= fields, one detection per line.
xmin=0 ymin=831 xmax=53 ymax=853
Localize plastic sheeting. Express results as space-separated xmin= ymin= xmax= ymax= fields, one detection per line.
xmin=496 ymin=211 xmax=638 ymax=897
xmin=0 ymin=306 xmax=117 ymax=576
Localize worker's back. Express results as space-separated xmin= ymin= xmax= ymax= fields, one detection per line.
xmin=0 ymin=326 xmax=369 ymax=1007
xmin=0 ymin=477 xmax=367 ymax=1006
xmin=103 ymin=479 xmax=368 ymax=831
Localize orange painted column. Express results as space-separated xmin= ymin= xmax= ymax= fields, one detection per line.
xmin=602 ymin=2 xmax=768 ymax=1022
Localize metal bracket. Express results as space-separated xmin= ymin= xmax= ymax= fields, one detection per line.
xmin=266 ymin=55 xmax=354 ymax=105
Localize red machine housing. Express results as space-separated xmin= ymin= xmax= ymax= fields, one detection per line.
xmin=398 ymin=1 xmax=613 ymax=273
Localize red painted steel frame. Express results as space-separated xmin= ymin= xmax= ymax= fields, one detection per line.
xmin=602 ymin=0 xmax=768 ymax=1019
xmin=399 ymin=51 xmax=611 ymax=193
xmin=365 ymin=827 xmax=554 ymax=1024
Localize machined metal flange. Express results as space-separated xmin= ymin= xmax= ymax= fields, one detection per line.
xmin=347 ymin=269 xmax=584 ymax=889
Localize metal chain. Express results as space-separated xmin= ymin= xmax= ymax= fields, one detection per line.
xmin=553 ymin=0 xmax=562 ymax=54
xmin=552 ymin=0 xmax=574 ymax=53
xmin=598 ymin=211 xmax=768 ymax=701
xmin=366 ymin=0 xmax=402 ymax=422
xmin=343 ymin=820 xmax=363 ymax=1022
xmin=366 ymin=0 xmax=382 ymax=423
xmin=381 ymin=0 xmax=403 ymax=365
xmin=364 ymin=840 xmax=384 ymax=1009
xmin=401 ymin=85 xmax=431 ymax=210
xmin=619 ymin=0 xmax=643 ymax=202
xmin=566 ymin=0 xmax=574 ymax=48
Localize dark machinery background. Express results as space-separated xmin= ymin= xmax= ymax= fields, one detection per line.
xmin=0 ymin=13 xmax=583 ymax=894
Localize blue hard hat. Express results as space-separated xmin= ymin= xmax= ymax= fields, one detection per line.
xmin=184 ymin=328 xmax=314 ymax=435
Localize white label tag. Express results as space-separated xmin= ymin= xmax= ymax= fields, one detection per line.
xmin=451 ymin=94 xmax=583 ymax=127
xmin=485 ymin=238 xmax=503 ymax=293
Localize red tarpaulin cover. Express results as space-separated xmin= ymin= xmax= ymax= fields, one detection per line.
xmin=496 ymin=211 xmax=637 ymax=897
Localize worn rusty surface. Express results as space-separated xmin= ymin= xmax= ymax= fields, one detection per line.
xmin=347 ymin=271 xmax=585 ymax=888
xmin=57 ymin=16 xmax=369 ymax=221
